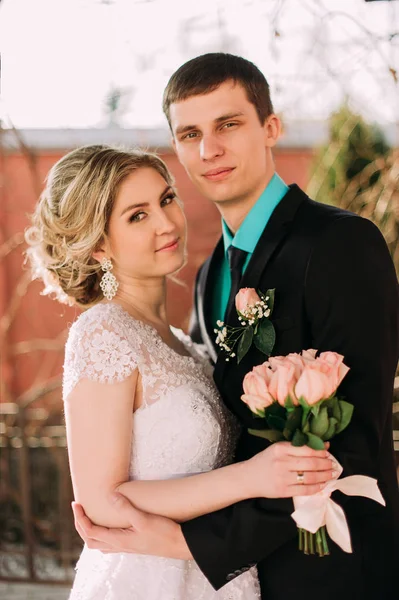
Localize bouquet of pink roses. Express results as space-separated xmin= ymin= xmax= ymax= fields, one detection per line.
xmin=242 ymin=349 xmax=353 ymax=450
xmin=241 ymin=350 xmax=385 ymax=556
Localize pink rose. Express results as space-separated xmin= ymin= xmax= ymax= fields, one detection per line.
xmin=235 ymin=288 xmax=261 ymax=314
xmin=294 ymin=365 xmax=331 ymax=405
xmin=317 ymin=351 xmax=350 ymax=396
xmin=267 ymin=356 xmax=289 ymax=371
xmin=269 ymin=353 xmax=306 ymax=379
xmin=268 ymin=363 xmax=299 ymax=406
xmin=241 ymin=393 xmax=274 ymax=415
xmin=242 ymin=364 xmax=275 ymax=414
xmin=243 ymin=364 xmax=274 ymax=398
xmin=286 ymin=353 xmax=307 ymax=378
xmin=301 ymin=349 xmax=318 ymax=364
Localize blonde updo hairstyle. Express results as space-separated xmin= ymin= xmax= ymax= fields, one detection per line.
xmin=25 ymin=145 xmax=175 ymax=308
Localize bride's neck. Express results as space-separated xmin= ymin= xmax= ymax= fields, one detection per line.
xmin=112 ymin=278 xmax=168 ymax=327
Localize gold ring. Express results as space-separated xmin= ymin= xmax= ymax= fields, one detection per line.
xmin=296 ymin=472 xmax=305 ymax=485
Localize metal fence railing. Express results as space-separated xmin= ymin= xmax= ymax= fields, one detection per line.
xmin=1 ymin=392 xmax=399 ymax=585
xmin=0 ymin=403 xmax=80 ymax=584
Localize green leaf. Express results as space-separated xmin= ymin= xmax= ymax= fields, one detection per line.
xmin=332 ymin=397 xmax=342 ymax=422
xmin=283 ymin=427 xmax=293 ymax=441
xmin=266 ymin=402 xmax=286 ymax=417
xmin=284 ymin=406 xmax=303 ymax=433
xmin=248 ymin=428 xmax=284 ymax=442
xmin=321 ymin=417 xmax=338 ymax=441
xmin=284 ymin=395 xmax=296 ymax=410
xmin=298 ymin=396 xmax=309 ymax=410
xmin=291 ymin=430 xmax=307 ymax=446
xmin=267 ymin=414 xmax=286 ymax=432
xmin=310 ymin=407 xmax=329 ymax=438
xmin=306 ymin=432 xmax=325 ymax=450
xmin=237 ymin=326 xmax=254 ymax=363
xmin=298 ymin=398 xmax=311 ymax=429
xmin=311 ymin=403 xmax=321 ymax=418
xmin=335 ymin=400 xmax=354 ymax=434
xmin=264 ymin=402 xmax=286 ymax=431
xmin=254 ymin=319 xmax=276 ymax=356
xmin=323 ymin=398 xmax=334 ymax=410
xmin=265 ymin=288 xmax=275 ymax=314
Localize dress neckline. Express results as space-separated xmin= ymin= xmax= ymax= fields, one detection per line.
xmin=103 ymin=301 xmax=196 ymax=363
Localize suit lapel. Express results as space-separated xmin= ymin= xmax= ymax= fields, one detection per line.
xmin=214 ymin=185 xmax=307 ymax=386
xmin=196 ymin=238 xmax=224 ymax=363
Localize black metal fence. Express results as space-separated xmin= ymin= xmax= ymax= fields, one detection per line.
xmin=1 ymin=392 xmax=399 ymax=585
xmin=0 ymin=403 xmax=81 ymax=584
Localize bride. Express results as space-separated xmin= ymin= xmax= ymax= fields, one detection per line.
xmin=25 ymin=145 xmax=333 ymax=600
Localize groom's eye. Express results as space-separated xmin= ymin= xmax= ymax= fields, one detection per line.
xmin=182 ymin=131 xmax=198 ymax=140
xmin=221 ymin=122 xmax=238 ymax=130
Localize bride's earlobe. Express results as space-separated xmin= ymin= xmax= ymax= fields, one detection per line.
xmin=92 ymin=237 xmax=109 ymax=264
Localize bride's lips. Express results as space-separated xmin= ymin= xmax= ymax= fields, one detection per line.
xmin=202 ymin=167 xmax=235 ymax=182
xmin=156 ymin=238 xmax=180 ymax=252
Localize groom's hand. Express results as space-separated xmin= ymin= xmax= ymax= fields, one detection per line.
xmin=71 ymin=493 xmax=193 ymax=560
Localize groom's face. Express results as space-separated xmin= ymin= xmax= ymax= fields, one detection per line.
xmin=169 ymin=80 xmax=279 ymax=206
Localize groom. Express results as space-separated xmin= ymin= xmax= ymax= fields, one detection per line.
xmin=73 ymin=53 xmax=399 ymax=599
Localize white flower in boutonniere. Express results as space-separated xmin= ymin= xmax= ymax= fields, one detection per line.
xmin=214 ymin=288 xmax=276 ymax=363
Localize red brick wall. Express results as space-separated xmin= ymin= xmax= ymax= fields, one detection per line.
xmin=0 ymin=147 xmax=314 ymax=404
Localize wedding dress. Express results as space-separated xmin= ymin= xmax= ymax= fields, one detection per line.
xmin=63 ymin=302 xmax=260 ymax=600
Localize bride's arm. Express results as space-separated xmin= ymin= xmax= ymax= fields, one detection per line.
xmin=66 ymin=373 xmax=333 ymax=528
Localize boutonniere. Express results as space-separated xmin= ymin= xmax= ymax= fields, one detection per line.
xmin=214 ymin=288 xmax=276 ymax=363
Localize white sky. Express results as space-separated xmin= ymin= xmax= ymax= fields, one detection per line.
xmin=0 ymin=0 xmax=398 ymax=129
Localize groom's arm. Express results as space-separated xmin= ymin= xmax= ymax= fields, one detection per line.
xmin=181 ymin=494 xmax=297 ymax=587
xmin=304 ymin=215 xmax=399 ymax=481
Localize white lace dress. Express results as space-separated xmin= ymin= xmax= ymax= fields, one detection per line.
xmin=63 ymin=302 xmax=260 ymax=600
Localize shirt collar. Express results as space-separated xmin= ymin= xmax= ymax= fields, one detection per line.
xmin=222 ymin=173 xmax=289 ymax=256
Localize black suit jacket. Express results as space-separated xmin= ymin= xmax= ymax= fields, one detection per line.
xmin=182 ymin=185 xmax=399 ymax=600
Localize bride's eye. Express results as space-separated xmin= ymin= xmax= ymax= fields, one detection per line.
xmin=161 ymin=193 xmax=176 ymax=207
xmin=129 ymin=211 xmax=146 ymax=223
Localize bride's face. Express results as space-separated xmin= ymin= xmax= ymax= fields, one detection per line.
xmin=100 ymin=167 xmax=186 ymax=281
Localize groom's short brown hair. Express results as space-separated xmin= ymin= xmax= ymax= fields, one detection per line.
xmin=162 ymin=53 xmax=274 ymax=130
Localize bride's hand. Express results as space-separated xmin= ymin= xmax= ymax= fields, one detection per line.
xmin=245 ymin=442 xmax=335 ymax=498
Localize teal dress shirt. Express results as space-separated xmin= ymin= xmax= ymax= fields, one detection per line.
xmin=212 ymin=173 xmax=289 ymax=326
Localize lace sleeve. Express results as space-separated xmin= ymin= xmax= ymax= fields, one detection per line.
xmin=63 ymin=306 xmax=138 ymax=400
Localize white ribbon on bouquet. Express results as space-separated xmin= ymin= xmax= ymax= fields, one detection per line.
xmin=291 ymin=454 xmax=386 ymax=553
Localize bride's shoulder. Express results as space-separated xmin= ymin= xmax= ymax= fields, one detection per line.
xmin=65 ymin=303 xmax=141 ymax=358
xmin=63 ymin=304 xmax=140 ymax=399
xmin=68 ymin=302 xmax=131 ymax=336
